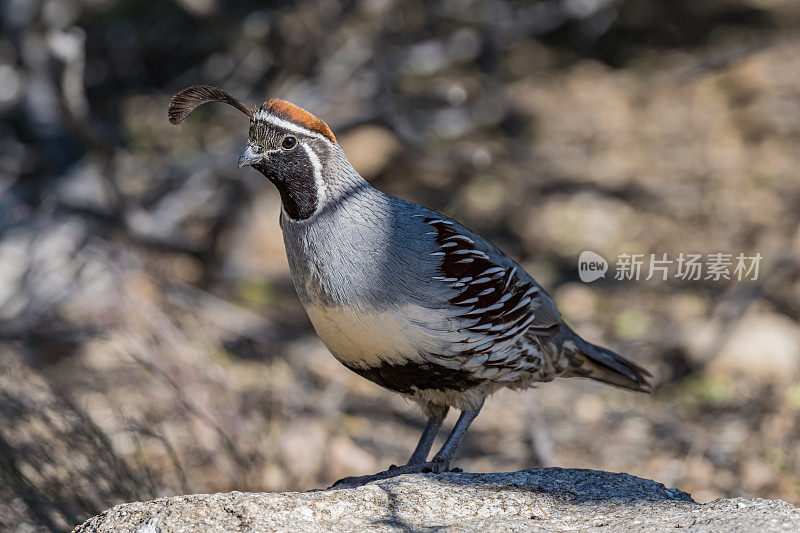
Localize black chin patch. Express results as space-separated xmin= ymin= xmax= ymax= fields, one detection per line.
xmin=255 ymin=148 xmax=318 ymax=220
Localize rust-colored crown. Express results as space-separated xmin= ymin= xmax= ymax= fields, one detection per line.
xmin=261 ymin=99 xmax=336 ymax=143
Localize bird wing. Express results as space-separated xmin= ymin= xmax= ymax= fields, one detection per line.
xmin=405 ymin=214 xmax=562 ymax=375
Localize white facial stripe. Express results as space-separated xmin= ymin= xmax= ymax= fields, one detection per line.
xmin=301 ymin=142 xmax=326 ymax=208
xmin=250 ymin=145 xmax=280 ymax=155
xmin=253 ymin=110 xmax=327 ymax=141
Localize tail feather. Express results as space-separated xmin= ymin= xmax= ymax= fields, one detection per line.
xmin=560 ymin=325 xmax=653 ymax=393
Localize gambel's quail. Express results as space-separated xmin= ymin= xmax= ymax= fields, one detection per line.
xmin=168 ymin=86 xmax=653 ymax=487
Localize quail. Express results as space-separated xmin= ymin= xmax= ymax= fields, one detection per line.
xmin=168 ymin=86 xmax=653 ymax=487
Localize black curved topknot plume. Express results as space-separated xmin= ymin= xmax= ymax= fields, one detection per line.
xmin=168 ymin=85 xmax=253 ymax=125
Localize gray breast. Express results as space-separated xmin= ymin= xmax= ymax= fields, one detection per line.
xmin=280 ymin=187 xmax=465 ymax=372
xmin=280 ymin=187 xmax=444 ymax=310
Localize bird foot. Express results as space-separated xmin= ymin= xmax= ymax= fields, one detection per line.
xmin=328 ymin=461 xmax=458 ymax=489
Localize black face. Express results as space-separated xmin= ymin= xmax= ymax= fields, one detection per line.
xmin=247 ymin=121 xmax=322 ymax=221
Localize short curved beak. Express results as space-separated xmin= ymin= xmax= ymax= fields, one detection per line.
xmin=238 ymin=145 xmax=263 ymax=169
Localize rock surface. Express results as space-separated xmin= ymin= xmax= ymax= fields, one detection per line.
xmin=74 ymin=468 xmax=800 ymax=532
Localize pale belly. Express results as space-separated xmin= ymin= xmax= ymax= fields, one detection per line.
xmin=303 ymin=303 xmax=428 ymax=368
xmin=303 ymin=302 xmax=493 ymax=408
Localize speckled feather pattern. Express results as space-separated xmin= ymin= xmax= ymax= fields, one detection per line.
xmin=279 ymin=143 xmax=581 ymax=410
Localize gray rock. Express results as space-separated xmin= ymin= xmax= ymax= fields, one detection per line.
xmin=73 ymin=468 xmax=800 ymax=532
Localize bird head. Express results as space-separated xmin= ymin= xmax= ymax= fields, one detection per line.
xmin=168 ymin=85 xmax=344 ymax=221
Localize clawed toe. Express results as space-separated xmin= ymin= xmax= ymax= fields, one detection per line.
xmin=421 ymin=461 xmax=446 ymax=474
xmin=328 ymin=461 xmax=458 ymax=489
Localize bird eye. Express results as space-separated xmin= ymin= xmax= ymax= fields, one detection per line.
xmin=282 ymin=136 xmax=297 ymax=150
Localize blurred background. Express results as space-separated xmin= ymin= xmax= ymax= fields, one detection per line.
xmin=2 ymin=0 xmax=800 ymax=530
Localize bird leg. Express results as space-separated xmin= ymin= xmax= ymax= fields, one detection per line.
xmin=429 ymin=402 xmax=482 ymax=471
xmin=406 ymin=406 xmax=448 ymax=464
xmin=329 ymin=403 xmax=483 ymax=489
xmin=329 ymin=408 xmax=448 ymax=489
